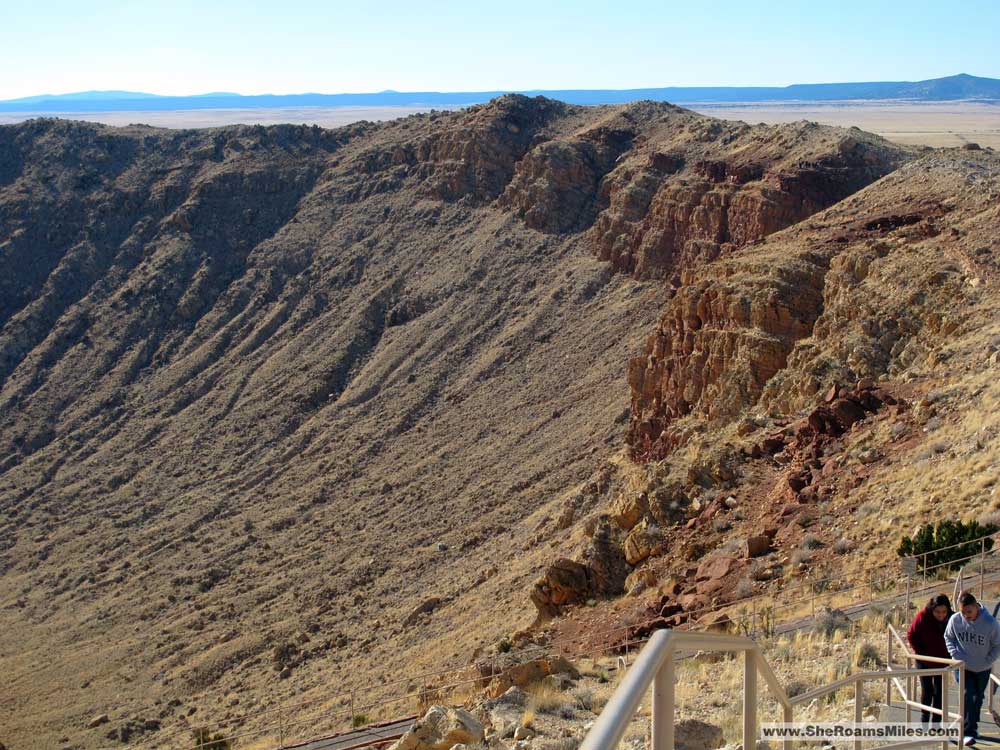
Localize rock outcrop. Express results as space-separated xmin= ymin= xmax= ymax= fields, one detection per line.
xmin=530 ymin=518 xmax=628 ymax=616
xmin=352 ymin=95 xmax=566 ymax=204
xmin=590 ymin=121 xmax=908 ymax=279
xmin=498 ymin=126 xmax=634 ymax=232
xmin=391 ymin=706 xmax=484 ymax=750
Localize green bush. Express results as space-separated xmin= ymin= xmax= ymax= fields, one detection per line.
xmin=192 ymin=728 xmax=231 ymax=750
xmin=897 ymin=519 xmax=997 ymax=574
xmin=352 ymin=714 xmax=369 ymax=728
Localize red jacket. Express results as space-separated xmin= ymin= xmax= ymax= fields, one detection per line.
xmin=907 ymin=607 xmax=951 ymax=665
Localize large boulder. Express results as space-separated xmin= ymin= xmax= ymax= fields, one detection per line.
xmin=675 ymin=719 xmax=725 ymax=750
xmin=695 ymin=555 xmax=740 ymax=581
xmin=623 ymin=520 xmax=664 ymax=565
xmin=480 ymin=655 xmax=580 ymax=698
xmin=531 ymin=519 xmax=628 ymax=617
xmin=610 ymin=491 xmax=648 ymax=530
xmin=391 ymin=706 xmax=484 ymax=750
xmin=744 ymin=535 xmax=771 ymax=558
xmin=531 ymin=559 xmax=593 ymax=616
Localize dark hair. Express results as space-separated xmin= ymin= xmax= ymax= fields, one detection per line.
xmin=959 ymin=590 xmax=978 ymax=607
xmin=926 ymin=594 xmax=953 ymax=614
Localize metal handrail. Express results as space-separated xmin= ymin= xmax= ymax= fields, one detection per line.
xmin=885 ymin=623 xmax=966 ymax=750
xmin=580 ymin=630 xmax=792 ymax=750
xmin=580 ymin=626 xmax=972 ymax=750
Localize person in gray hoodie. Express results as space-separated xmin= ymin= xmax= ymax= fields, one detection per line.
xmin=944 ymin=591 xmax=1000 ymax=743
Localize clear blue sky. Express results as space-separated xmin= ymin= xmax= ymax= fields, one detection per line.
xmin=3 ymin=0 xmax=998 ymax=99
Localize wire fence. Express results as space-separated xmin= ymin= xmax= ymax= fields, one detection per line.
xmin=143 ymin=528 xmax=1000 ymax=750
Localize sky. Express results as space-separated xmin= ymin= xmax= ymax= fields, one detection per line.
xmin=2 ymin=0 xmax=999 ymax=99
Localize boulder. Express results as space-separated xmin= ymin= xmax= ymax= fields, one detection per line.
xmin=391 ymin=706 xmax=484 ymax=750
xmin=481 ymin=655 xmax=580 ymax=698
xmin=514 ymin=726 xmax=534 ymax=741
xmin=88 ymin=714 xmax=110 ymax=729
xmin=623 ymin=520 xmax=662 ymax=565
xmin=487 ymin=706 xmax=520 ymax=739
xmin=695 ymin=555 xmax=739 ymax=581
xmin=744 ymin=535 xmax=771 ymax=558
xmin=404 ymin=597 xmax=443 ymax=626
xmin=625 ymin=567 xmax=657 ymax=594
xmin=609 ymin=491 xmax=648 ymax=530
xmin=675 ymin=719 xmax=725 ymax=750
xmin=531 ymin=559 xmax=592 ymax=616
xmin=496 ymin=686 xmax=528 ymax=707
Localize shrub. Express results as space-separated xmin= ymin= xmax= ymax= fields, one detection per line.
xmin=749 ymin=559 xmax=773 ymax=581
xmin=520 ymin=707 xmax=536 ymax=729
xmin=855 ymin=641 xmax=881 ymax=669
xmin=800 ymin=533 xmax=823 ymax=550
xmin=526 ymin=681 xmax=567 ymax=714
xmin=734 ymin=578 xmax=754 ymax=599
xmin=813 ymin=608 xmax=850 ymax=638
xmin=897 ymin=519 xmax=997 ymax=573
xmin=791 ymin=548 xmax=813 ymax=566
xmin=352 ymin=714 xmax=369 ymax=728
xmin=857 ymin=501 xmax=880 ymax=519
xmin=833 ymin=537 xmax=852 ymax=554
xmin=192 ymin=729 xmax=231 ymax=750
xmin=785 ymin=680 xmax=810 ymax=698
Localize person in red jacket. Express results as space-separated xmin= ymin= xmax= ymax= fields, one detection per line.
xmin=907 ymin=594 xmax=955 ymax=726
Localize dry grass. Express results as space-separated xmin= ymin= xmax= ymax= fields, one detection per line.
xmin=526 ymin=681 xmax=570 ymax=715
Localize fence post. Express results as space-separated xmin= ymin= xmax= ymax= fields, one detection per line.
xmin=853 ymin=679 xmax=863 ymax=750
xmin=980 ymin=538 xmax=986 ymax=600
xmin=904 ymin=574 xmax=911 ymax=627
xmin=752 ymin=597 xmax=758 ymax=639
xmin=958 ymin=666 xmax=965 ymax=750
xmin=886 ymin=630 xmax=893 ymax=708
xmin=942 ymin=668 xmax=950 ymax=750
xmin=744 ymin=649 xmax=758 ymax=750
xmin=652 ymin=648 xmax=675 ymax=750
xmin=278 ymin=701 xmax=285 ymax=749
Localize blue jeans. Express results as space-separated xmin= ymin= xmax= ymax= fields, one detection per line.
xmin=956 ymin=669 xmax=992 ymax=738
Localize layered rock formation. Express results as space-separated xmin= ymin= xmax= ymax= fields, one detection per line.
xmin=3 ymin=95 xmax=997 ymax=749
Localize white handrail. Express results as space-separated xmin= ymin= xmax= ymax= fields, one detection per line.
xmin=579 ymin=630 xmax=791 ymax=750
xmin=581 ymin=625 xmax=973 ymax=750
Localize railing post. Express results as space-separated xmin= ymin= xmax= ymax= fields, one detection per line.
xmin=886 ymin=630 xmax=893 ymax=708
xmin=942 ymin=669 xmax=949 ymax=750
xmin=652 ymin=649 xmax=674 ymax=750
xmin=904 ymin=660 xmax=912 ymax=724
xmin=958 ymin=666 xmax=965 ymax=750
xmin=744 ymin=649 xmax=757 ymax=750
xmin=980 ymin=538 xmax=986 ymax=600
xmin=904 ymin=573 xmax=911 ymax=627
xmin=853 ymin=679 xmax=862 ymax=750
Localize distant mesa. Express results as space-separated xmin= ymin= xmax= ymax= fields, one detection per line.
xmin=2 ymin=73 xmax=998 ymax=113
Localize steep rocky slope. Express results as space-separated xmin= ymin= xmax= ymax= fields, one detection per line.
xmin=2 ymin=97 xmax=988 ymax=749
xmin=532 ymin=148 xmax=1000 ymax=648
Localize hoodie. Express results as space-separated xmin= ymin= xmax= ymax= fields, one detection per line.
xmin=944 ymin=604 xmax=1000 ymax=673
xmin=908 ymin=607 xmax=952 ymax=665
